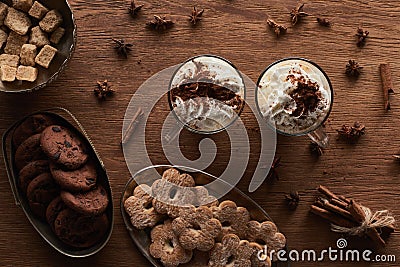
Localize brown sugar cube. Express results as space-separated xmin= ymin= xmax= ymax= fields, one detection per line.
xmin=0 ymin=54 xmax=20 ymax=67
xmin=0 ymin=29 xmax=8 ymax=48
xmin=35 ymin=44 xmax=56 ymax=68
xmin=12 ymin=0 xmax=33 ymax=13
xmin=29 ymin=26 xmax=49 ymax=47
xmin=20 ymin=43 xmax=36 ymax=66
xmin=4 ymin=31 xmax=28 ymax=55
xmin=28 ymin=1 xmax=48 ymax=20
xmin=50 ymin=27 xmax=64 ymax=44
xmin=0 ymin=65 xmax=17 ymax=82
xmin=16 ymin=65 xmax=37 ymax=82
xmin=4 ymin=8 xmax=32 ymax=35
xmin=0 ymin=2 xmax=8 ymax=26
xmin=39 ymin=10 xmax=62 ymax=33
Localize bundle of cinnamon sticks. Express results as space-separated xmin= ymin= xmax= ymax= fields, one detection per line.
xmin=310 ymin=185 xmax=395 ymax=247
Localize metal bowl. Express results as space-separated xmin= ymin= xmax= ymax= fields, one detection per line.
xmin=2 ymin=108 xmax=114 ymax=257
xmin=0 ymin=0 xmax=77 ymax=93
xmin=121 ymin=165 xmax=289 ymax=267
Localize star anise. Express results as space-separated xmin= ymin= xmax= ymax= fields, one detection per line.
xmin=147 ymin=15 xmax=174 ymax=31
xmin=267 ymin=19 xmax=287 ymax=37
xmin=94 ymin=80 xmax=114 ymax=99
xmin=310 ymin=141 xmax=324 ymax=156
xmin=316 ymin=17 xmax=331 ymax=27
xmin=189 ymin=6 xmax=204 ymax=25
xmin=356 ymin=27 xmax=369 ymax=47
xmin=337 ymin=122 xmax=366 ymax=141
xmin=345 ymin=60 xmax=363 ymax=77
xmin=285 ymin=191 xmax=300 ymax=210
xmin=267 ymin=156 xmax=281 ymax=181
xmin=112 ymin=38 xmax=133 ymax=58
xmin=128 ymin=0 xmax=143 ymax=17
xmin=290 ymin=3 xmax=309 ymax=25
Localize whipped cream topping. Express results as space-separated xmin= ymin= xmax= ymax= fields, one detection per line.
xmin=258 ymin=61 xmax=331 ymax=134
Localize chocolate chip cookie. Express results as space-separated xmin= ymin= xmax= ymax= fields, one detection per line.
xmin=27 ymin=173 xmax=59 ymax=219
xmin=13 ymin=114 xmax=55 ymax=148
xmin=60 ymin=185 xmax=109 ymax=216
xmin=40 ymin=125 xmax=88 ymax=170
xmin=46 ymin=196 xmax=66 ymax=231
xmin=54 ymin=208 xmax=109 ymax=248
xmin=18 ymin=160 xmax=49 ymax=193
xmin=50 ymin=161 xmax=97 ymax=192
xmin=15 ymin=134 xmax=46 ymax=170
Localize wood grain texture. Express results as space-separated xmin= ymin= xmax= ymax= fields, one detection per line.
xmin=0 ymin=0 xmax=399 ymax=266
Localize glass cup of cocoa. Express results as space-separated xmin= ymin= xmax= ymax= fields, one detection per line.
xmin=166 ymin=55 xmax=246 ymax=140
xmin=256 ymin=58 xmax=333 ymax=147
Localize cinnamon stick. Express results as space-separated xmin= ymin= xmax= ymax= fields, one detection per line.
xmin=121 ymin=108 xmax=144 ymax=145
xmin=330 ymin=198 xmax=349 ymax=210
xmin=310 ymin=205 xmax=355 ymax=228
xmin=316 ymin=197 xmax=354 ymax=221
xmin=317 ymin=185 xmax=338 ymax=200
xmin=348 ymin=200 xmax=386 ymax=247
xmin=380 ymin=63 xmax=394 ymax=111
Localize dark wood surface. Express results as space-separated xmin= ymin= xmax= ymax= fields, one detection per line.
xmin=0 ymin=0 xmax=399 ymax=266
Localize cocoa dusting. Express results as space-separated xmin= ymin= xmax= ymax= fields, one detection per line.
xmin=288 ymin=77 xmax=321 ymax=117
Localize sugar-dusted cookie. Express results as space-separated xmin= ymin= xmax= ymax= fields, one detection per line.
xmin=124 ymin=184 xmax=163 ymax=230
xmin=149 ymin=219 xmax=193 ymax=267
xmin=249 ymin=242 xmax=272 ymax=267
xmin=209 ymin=234 xmax=253 ymax=267
xmin=60 ymin=185 xmax=109 ymax=216
xmin=152 ymin=168 xmax=196 ymax=218
xmin=246 ymin=221 xmax=286 ymax=259
xmin=40 ymin=125 xmax=88 ymax=170
xmin=211 ymin=200 xmax=250 ymax=239
xmin=172 ymin=206 xmax=222 ymax=251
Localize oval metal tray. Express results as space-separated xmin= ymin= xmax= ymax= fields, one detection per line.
xmin=121 ymin=165 xmax=289 ymax=267
xmin=2 ymin=107 xmax=114 ymax=257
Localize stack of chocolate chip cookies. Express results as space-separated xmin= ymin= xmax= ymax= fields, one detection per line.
xmin=13 ymin=113 xmax=110 ymax=249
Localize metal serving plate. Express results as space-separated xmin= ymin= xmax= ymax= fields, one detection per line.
xmin=2 ymin=107 xmax=114 ymax=257
xmin=121 ymin=165 xmax=289 ymax=267
xmin=0 ymin=0 xmax=77 ymax=93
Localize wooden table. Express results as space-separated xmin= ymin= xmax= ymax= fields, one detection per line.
xmin=0 ymin=0 xmax=399 ymax=266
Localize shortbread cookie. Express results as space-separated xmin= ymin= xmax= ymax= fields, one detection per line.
xmin=12 ymin=114 xmax=55 ymax=147
xmin=26 ymin=172 xmax=59 ymax=219
xmin=152 ymin=178 xmax=196 ymax=218
xmin=211 ymin=200 xmax=250 ymax=239
xmin=60 ymin=185 xmax=108 ymax=216
xmin=250 ymin=242 xmax=272 ymax=267
xmin=193 ymin=186 xmax=219 ymax=207
xmin=246 ymin=221 xmax=286 ymax=259
xmin=149 ymin=219 xmax=193 ymax=267
xmin=209 ymin=234 xmax=253 ymax=267
xmin=46 ymin=196 xmax=66 ymax=231
xmin=18 ymin=159 xmax=49 ymax=193
xmin=15 ymin=133 xmax=46 ymax=170
xmin=40 ymin=125 xmax=88 ymax=170
xmin=172 ymin=206 xmax=222 ymax=251
xmin=124 ymin=184 xmax=163 ymax=230
xmin=152 ymin=168 xmax=196 ymax=218
xmin=50 ymin=161 xmax=97 ymax=192
xmin=54 ymin=208 xmax=109 ymax=248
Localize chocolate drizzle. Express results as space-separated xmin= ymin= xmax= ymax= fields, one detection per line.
xmin=286 ymin=73 xmax=321 ymax=117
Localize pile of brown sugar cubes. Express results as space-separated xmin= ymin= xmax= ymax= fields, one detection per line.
xmin=0 ymin=0 xmax=65 ymax=83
